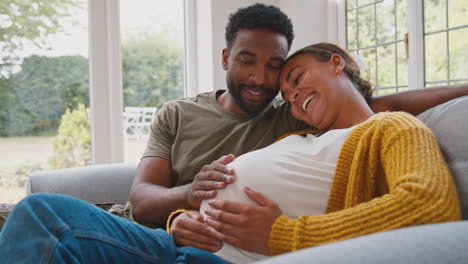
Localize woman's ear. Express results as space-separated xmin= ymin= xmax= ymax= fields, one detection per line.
xmin=330 ymin=54 xmax=345 ymax=75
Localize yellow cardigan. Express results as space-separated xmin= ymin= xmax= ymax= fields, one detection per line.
xmin=269 ymin=112 xmax=462 ymax=255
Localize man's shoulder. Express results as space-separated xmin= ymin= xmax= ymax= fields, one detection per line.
xmin=159 ymin=91 xmax=215 ymax=113
xmin=164 ymin=91 xmax=213 ymax=107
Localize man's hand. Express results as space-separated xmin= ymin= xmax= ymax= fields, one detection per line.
xmin=186 ymin=154 xmax=236 ymax=209
xmin=170 ymin=211 xmax=224 ymax=252
xmin=204 ymin=187 xmax=282 ymax=255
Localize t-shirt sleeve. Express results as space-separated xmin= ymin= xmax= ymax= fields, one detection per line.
xmin=142 ymin=103 xmax=176 ymax=160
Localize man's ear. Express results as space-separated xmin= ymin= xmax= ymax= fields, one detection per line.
xmin=222 ymin=48 xmax=229 ymax=70
xmin=330 ymin=54 xmax=345 ymax=75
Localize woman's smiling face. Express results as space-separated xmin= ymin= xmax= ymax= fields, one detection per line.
xmin=279 ymin=53 xmax=346 ymax=130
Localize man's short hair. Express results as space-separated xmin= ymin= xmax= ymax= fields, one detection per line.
xmin=225 ymin=3 xmax=294 ymax=51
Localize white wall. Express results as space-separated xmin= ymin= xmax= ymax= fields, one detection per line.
xmin=190 ymin=0 xmax=337 ymax=93
xmin=279 ymin=0 xmax=328 ymax=53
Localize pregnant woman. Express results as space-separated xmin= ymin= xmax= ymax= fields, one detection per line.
xmin=196 ymin=42 xmax=461 ymax=263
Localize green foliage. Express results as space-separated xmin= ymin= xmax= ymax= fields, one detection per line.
xmin=122 ymin=30 xmax=184 ymax=107
xmin=0 ymin=55 xmax=89 ymax=136
xmin=12 ymin=55 xmax=89 ymax=119
xmin=0 ymin=77 xmax=37 ymax=136
xmin=48 ymin=104 xmax=91 ymax=169
xmin=0 ymin=0 xmax=82 ymax=71
xmin=0 ymin=162 xmax=42 ymax=188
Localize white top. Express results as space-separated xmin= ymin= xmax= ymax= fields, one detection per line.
xmin=200 ymin=126 xmax=355 ymax=263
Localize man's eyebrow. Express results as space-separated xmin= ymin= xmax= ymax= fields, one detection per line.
xmin=271 ymin=57 xmax=285 ymax=63
xmin=238 ymin=50 xmax=255 ymax=57
xmin=286 ymin=65 xmax=300 ymax=81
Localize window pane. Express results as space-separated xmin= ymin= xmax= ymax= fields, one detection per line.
xmin=396 ymin=0 xmax=408 ymax=40
xmin=398 ymin=86 xmax=409 ymax=92
xmin=358 ymin=0 xmax=376 ymax=7
xmin=376 ymin=0 xmax=396 ymax=43
xmin=120 ymin=0 xmax=186 ymax=164
xmin=0 ymin=0 xmax=89 ymax=203
xmin=376 ymin=87 xmax=398 ymax=96
xmin=347 ymin=0 xmax=357 ymax=10
xmin=347 ymin=10 xmax=358 ymax=50
xmin=424 ymin=0 xmax=447 ymax=33
xmin=449 ymin=80 xmax=468 ymax=85
xmin=426 ymin=81 xmax=448 ymax=87
xmin=358 ymin=5 xmax=376 ymax=47
xmin=397 ymin=42 xmax=408 ymax=86
xmin=377 ymin=44 xmax=397 ymax=87
xmin=360 ymin=49 xmax=377 ymax=85
xmin=449 ymin=28 xmax=468 ymax=80
xmin=425 ymin=32 xmax=448 ymax=82
xmin=448 ymin=0 xmax=468 ymax=28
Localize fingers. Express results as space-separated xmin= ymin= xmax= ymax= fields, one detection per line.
xmin=186 ymin=210 xmax=204 ymax=222
xmin=204 ymin=207 xmax=242 ymax=225
xmin=212 ymin=154 xmax=236 ymax=165
xmin=208 ymin=200 xmax=247 ymax=214
xmin=191 ymin=190 xmax=217 ymax=201
xmin=171 ymin=212 xmax=223 ymax=252
xmin=204 ymin=218 xmax=242 ymax=247
xmin=243 ymin=187 xmax=274 ymax=207
xmin=197 ymin=165 xmax=234 ymax=184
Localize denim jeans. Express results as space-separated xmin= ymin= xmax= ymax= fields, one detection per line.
xmin=0 ymin=193 xmax=229 ymax=264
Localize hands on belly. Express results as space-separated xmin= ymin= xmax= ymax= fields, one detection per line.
xmin=204 ymin=186 xmax=282 ymax=255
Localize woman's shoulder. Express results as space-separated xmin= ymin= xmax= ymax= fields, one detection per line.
xmin=372 ymin=111 xmax=426 ymax=127
xmin=365 ymin=112 xmax=431 ymax=136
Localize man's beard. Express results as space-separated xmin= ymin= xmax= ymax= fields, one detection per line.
xmin=227 ymin=83 xmax=278 ymax=116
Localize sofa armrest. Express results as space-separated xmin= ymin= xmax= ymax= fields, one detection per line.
xmin=26 ymin=163 xmax=137 ymax=205
xmin=256 ymin=221 xmax=468 ymax=264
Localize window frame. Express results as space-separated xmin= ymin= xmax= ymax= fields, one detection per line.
xmin=338 ymin=0 xmax=468 ymax=91
xmin=88 ymin=0 xmax=192 ymax=164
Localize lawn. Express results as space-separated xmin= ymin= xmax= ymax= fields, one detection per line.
xmin=0 ymin=136 xmax=147 ymax=204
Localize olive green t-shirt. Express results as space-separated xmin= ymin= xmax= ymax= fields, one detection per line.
xmin=143 ymin=90 xmax=310 ymax=186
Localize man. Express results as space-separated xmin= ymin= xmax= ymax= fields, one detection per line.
xmin=129 ymin=3 xmax=468 ymax=253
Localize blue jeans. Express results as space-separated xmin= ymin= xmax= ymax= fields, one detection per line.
xmin=0 ymin=193 xmax=229 ymax=264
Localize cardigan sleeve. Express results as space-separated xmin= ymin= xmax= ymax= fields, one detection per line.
xmin=269 ymin=113 xmax=461 ymax=255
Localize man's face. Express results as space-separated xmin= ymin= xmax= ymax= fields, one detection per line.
xmin=223 ymin=29 xmax=289 ymax=116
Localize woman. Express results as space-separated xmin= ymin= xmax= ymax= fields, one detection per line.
xmin=195 ymin=42 xmax=461 ymax=262
xmin=0 ymin=43 xmax=460 ymax=264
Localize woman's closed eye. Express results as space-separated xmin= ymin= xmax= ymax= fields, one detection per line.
xmin=294 ymin=72 xmax=303 ymax=85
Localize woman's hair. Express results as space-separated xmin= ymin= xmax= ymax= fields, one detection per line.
xmin=287 ymin=42 xmax=373 ymax=104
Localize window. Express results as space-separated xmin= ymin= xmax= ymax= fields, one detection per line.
xmin=0 ymin=0 xmax=89 ymax=203
xmin=0 ymin=1 xmax=189 ymax=203
xmin=424 ymin=0 xmax=468 ymax=87
xmin=345 ymin=0 xmax=468 ymax=93
xmin=120 ymin=0 xmax=186 ymax=163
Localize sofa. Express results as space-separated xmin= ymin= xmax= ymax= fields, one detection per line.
xmin=26 ymin=96 xmax=468 ymax=263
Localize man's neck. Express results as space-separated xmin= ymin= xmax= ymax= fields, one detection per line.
xmin=217 ymin=90 xmax=248 ymax=115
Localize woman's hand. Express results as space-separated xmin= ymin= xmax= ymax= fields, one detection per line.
xmin=204 ymin=187 xmax=282 ymax=255
xmin=170 ymin=211 xmax=224 ymax=252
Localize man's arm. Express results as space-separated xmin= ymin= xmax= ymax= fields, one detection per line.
xmin=369 ymin=84 xmax=468 ymax=115
xmin=129 ymin=155 xmax=235 ymax=225
xmin=129 ymin=157 xmax=189 ymax=225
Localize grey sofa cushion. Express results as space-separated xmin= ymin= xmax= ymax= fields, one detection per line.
xmin=26 ymin=163 xmax=136 ymax=205
xmin=417 ymin=95 xmax=468 ymax=219
xmin=257 ymin=221 xmax=468 ymax=264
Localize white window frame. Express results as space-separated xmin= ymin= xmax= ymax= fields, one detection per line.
xmin=87 ymin=0 xmax=193 ymax=164
xmin=88 ymin=0 xmax=124 ymax=164
xmin=336 ymin=0 xmax=427 ymax=90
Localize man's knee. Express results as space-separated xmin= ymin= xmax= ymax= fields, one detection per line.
xmin=13 ymin=193 xmax=69 ymax=218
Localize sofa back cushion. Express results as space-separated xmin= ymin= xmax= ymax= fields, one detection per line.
xmin=417 ymin=95 xmax=468 ymax=219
